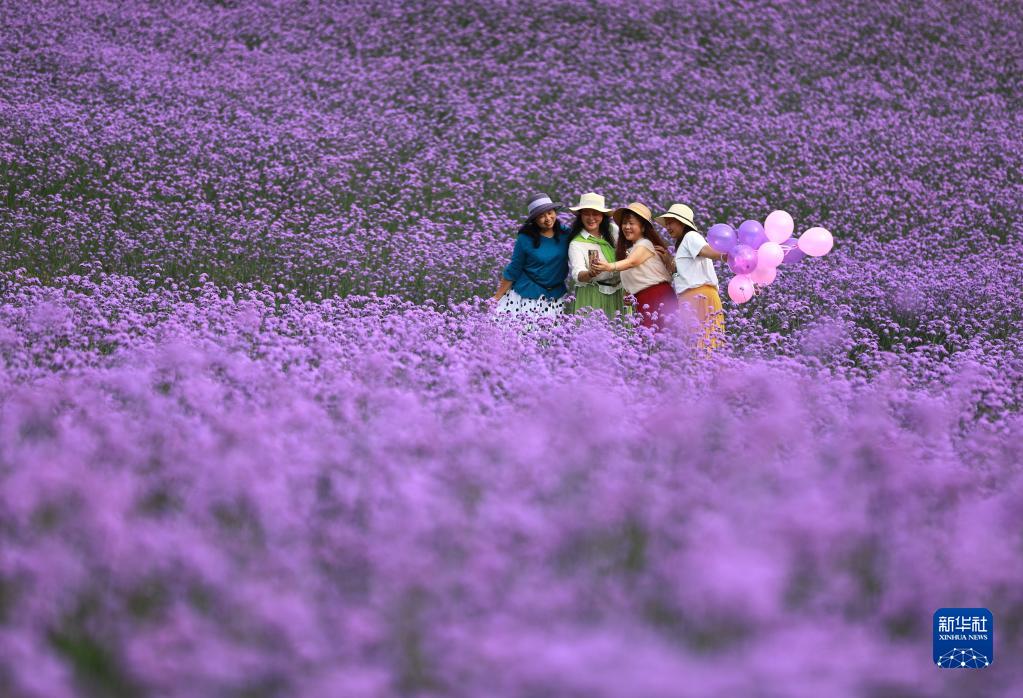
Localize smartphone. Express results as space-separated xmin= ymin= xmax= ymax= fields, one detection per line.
xmin=588 ymin=249 xmax=599 ymax=267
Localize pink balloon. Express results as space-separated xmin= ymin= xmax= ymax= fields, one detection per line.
xmin=751 ymin=264 xmax=777 ymax=285
xmin=757 ymin=241 xmax=784 ymax=269
xmin=798 ymin=227 xmax=834 ymax=256
xmin=764 ymin=210 xmax=794 ymax=243
xmin=727 ymin=275 xmax=755 ymax=304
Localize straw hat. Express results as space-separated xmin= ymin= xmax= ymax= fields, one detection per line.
xmin=654 ymin=203 xmax=697 ymax=230
xmin=568 ymin=192 xmax=614 ymax=214
xmin=524 ymin=192 xmax=563 ymax=222
xmin=611 ymin=202 xmax=655 ymax=232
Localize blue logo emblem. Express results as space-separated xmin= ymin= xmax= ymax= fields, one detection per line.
xmin=933 ymin=608 xmax=993 ymax=668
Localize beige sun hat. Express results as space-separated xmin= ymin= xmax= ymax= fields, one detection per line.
xmin=611 ymin=202 xmax=655 ymax=232
xmin=568 ymin=192 xmax=614 ymax=214
xmin=654 ymin=203 xmax=697 ymax=230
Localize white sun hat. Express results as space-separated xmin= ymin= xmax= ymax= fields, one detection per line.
xmin=568 ymin=192 xmax=614 ymax=214
xmin=654 ymin=203 xmax=697 ymax=230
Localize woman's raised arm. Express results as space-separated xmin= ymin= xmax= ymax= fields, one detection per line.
xmin=592 ymin=242 xmax=653 ymax=273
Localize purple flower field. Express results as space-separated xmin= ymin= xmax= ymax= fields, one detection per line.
xmin=2 ymin=1 xmax=1022 ymax=696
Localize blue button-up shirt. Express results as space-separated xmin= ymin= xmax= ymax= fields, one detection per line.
xmin=501 ymin=224 xmax=572 ymax=299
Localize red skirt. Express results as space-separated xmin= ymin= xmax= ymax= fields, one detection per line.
xmin=632 ymin=282 xmax=678 ymax=330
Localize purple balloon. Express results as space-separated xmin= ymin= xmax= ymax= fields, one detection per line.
xmin=737 ymin=220 xmax=767 ymax=249
xmin=727 ymin=244 xmax=758 ymax=275
xmin=782 ymin=240 xmax=806 ymax=265
xmin=707 ymin=223 xmax=737 ymax=254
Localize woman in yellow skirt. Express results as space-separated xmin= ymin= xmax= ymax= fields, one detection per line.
xmin=655 ymin=204 xmax=728 ymax=351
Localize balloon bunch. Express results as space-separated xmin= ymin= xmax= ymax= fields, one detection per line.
xmin=706 ymin=211 xmax=834 ymax=304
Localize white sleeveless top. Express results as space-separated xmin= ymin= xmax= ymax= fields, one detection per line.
xmin=620 ymin=239 xmax=672 ymax=295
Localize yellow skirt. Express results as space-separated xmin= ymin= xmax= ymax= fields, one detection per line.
xmin=677 ymin=284 xmax=725 ymax=352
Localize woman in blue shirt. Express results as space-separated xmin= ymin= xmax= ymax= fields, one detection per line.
xmin=493 ymin=193 xmax=573 ymax=317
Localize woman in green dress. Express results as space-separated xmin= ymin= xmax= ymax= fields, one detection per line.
xmin=566 ymin=192 xmax=629 ymax=319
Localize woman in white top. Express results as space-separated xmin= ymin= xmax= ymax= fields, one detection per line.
xmin=655 ymin=204 xmax=728 ymax=350
xmin=591 ymin=202 xmax=677 ymax=331
xmin=566 ymin=192 xmax=628 ymax=320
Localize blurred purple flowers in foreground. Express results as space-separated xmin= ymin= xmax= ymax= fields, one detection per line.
xmin=2 ymin=275 xmax=1022 ymax=697
xmin=2 ymin=0 xmax=1023 ymax=696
